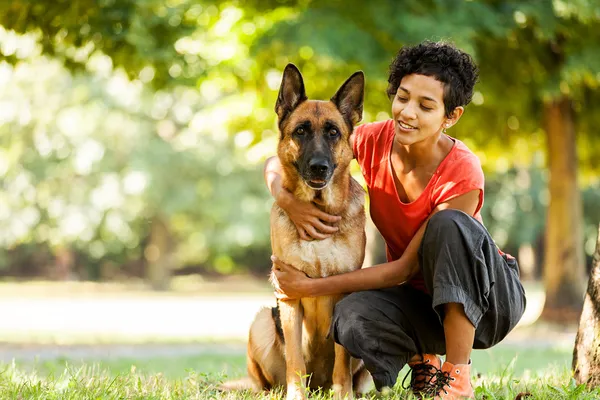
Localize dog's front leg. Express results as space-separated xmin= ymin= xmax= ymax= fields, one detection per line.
xmin=332 ymin=343 xmax=353 ymax=399
xmin=279 ymin=299 xmax=306 ymax=400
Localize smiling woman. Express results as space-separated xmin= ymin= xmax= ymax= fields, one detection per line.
xmin=391 ymin=74 xmax=463 ymax=148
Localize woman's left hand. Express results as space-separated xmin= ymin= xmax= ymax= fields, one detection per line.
xmin=271 ymin=255 xmax=314 ymax=301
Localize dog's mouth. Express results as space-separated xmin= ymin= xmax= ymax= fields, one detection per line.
xmin=294 ymin=161 xmax=336 ymax=191
xmin=305 ymin=178 xmax=329 ymax=190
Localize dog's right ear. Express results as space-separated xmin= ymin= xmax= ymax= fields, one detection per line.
xmin=275 ymin=64 xmax=307 ymax=123
xmin=331 ymin=71 xmax=364 ymax=127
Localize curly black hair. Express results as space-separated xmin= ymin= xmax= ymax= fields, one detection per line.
xmin=386 ymin=41 xmax=479 ymax=118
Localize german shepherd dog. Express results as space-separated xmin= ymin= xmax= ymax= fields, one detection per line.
xmin=246 ymin=64 xmax=370 ymax=400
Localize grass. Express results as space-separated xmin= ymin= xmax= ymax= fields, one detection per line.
xmin=1 ymin=344 xmax=599 ymax=399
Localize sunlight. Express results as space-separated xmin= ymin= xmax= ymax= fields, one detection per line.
xmin=59 ymin=208 xmax=88 ymax=239
xmin=74 ymin=139 xmax=105 ymax=175
xmin=0 ymin=149 xmax=8 ymax=176
xmin=0 ymin=100 xmax=16 ymax=123
xmin=91 ymin=174 xmax=124 ymax=210
xmin=123 ymin=171 xmax=148 ymax=195
xmin=518 ymin=282 xmax=546 ymax=327
xmin=0 ymin=61 xmax=12 ymax=86
xmin=234 ymin=130 xmax=254 ymax=148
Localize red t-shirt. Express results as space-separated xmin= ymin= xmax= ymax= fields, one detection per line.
xmin=353 ymin=119 xmax=486 ymax=292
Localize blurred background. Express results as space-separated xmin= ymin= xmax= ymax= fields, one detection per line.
xmin=0 ymin=0 xmax=598 ymax=376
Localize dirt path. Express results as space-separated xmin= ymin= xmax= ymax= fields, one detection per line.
xmin=0 ymin=295 xmax=275 ymax=343
xmin=0 ymin=329 xmax=576 ymax=364
xmin=0 ymin=282 xmax=577 ymax=363
xmin=0 ymin=342 xmax=247 ymax=363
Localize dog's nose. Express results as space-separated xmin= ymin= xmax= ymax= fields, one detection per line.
xmin=309 ymin=159 xmax=329 ymax=175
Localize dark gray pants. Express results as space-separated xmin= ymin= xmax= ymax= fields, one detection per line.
xmin=329 ymin=209 xmax=526 ymax=390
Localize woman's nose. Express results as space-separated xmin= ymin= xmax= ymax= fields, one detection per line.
xmin=400 ymin=103 xmax=417 ymax=120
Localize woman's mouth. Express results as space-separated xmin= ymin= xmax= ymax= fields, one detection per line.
xmin=397 ymin=120 xmax=417 ymax=132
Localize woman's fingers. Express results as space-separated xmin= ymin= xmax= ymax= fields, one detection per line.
xmin=316 ymin=210 xmax=342 ymax=223
xmin=297 ymin=226 xmax=312 ymax=241
xmin=271 ymin=255 xmax=292 ymax=271
xmin=271 ymin=276 xmax=281 ymax=291
xmin=305 ymin=226 xmax=331 ymax=240
xmin=301 ymin=222 xmax=335 ymax=240
xmin=271 ymin=256 xmax=305 ymax=275
xmin=270 ymin=256 xmax=308 ymax=301
xmin=313 ymin=219 xmax=338 ymax=234
xmin=271 ymin=256 xmax=283 ymax=269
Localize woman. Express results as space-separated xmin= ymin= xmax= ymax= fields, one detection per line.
xmin=265 ymin=41 xmax=526 ymax=399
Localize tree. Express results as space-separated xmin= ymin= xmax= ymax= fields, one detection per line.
xmin=0 ymin=0 xmax=197 ymax=87
xmin=573 ymin=224 xmax=600 ymax=387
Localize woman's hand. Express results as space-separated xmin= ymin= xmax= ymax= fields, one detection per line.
xmin=271 ymin=256 xmax=314 ymax=300
xmin=276 ymin=189 xmax=341 ymax=240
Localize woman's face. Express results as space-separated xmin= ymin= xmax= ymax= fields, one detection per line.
xmin=391 ymin=73 xmax=452 ymax=146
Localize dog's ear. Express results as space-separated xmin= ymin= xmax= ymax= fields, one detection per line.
xmin=275 ymin=64 xmax=307 ymax=122
xmin=330 ymin=71 xmax=364 ymax=127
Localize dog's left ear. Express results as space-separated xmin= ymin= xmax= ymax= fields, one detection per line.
xmin=331 ymin=71 xmax=364 ymax=127
xmin=275 ymin=64 xmax=308 ymax=123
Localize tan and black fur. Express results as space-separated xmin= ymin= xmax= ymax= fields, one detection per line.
xmin=246 ymin=64 xmax=370 ymax=400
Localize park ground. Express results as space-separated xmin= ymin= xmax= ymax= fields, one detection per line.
xmin=0 ymin=277 xmax=594 ymax=399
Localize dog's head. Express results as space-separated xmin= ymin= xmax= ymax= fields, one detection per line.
xmin=275 ymin=64 xmax=364 ymax=190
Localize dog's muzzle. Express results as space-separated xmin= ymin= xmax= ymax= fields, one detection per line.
xmin=304 ymin=159 xmax=334 ymax=190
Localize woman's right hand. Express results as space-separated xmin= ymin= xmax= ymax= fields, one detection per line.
xmin=276 ymin=189 xmax=342 ymax=240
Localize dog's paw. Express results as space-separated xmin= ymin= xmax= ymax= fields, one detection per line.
xmin=332 ymin=383 xmax=353 ymax=400
xmin=285 ymin=385 xmax=306 ymax=400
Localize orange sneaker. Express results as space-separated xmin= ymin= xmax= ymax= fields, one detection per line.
xmin=433 ymin=361 xmax=475 ymax=399
xmin=402 ymin=354 xmax=443 ymax=396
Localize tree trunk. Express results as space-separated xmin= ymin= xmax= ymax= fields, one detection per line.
xmin=54 ymin=247 xmax=76 ymax=281
xmin=573 ymin=224 xmax=600 ymax=387
xmin=145 ymin=215 xmax=173 ymax=291
xmin=541 ymin=96 xmax=586 ymax=322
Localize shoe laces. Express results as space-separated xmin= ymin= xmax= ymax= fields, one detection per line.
xmin=433 ymin=368 xmax=457 ymax=396
xmin=402 ymin=359 xmax=441 ymax=393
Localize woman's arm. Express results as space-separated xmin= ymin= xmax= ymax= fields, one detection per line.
xmin=272 ymin=189 xmax=481 ymax=299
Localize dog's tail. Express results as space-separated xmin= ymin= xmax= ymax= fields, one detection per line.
xmin=218 ymin=376 xmax=255 ymax=392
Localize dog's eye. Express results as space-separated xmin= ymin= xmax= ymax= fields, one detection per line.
xmin=295 ymin=127 xmax=305 ymax=135
xmin=329 ymin=128 xmax=339 ymax=137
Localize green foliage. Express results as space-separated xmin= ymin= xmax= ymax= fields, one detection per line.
xmin=0 ymin=0 xmax=599 ymax=277
xmin=483 ymin=164 xmax=600 ymax=263
xmin=247 ymin=0 xmax=600 ymax=176
xmin=0 ymin=0 xmax=199 ymax=87
xmin=0 ymin=51 xmax=271 ymax=276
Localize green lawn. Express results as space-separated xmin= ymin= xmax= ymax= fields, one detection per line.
xmin=1 ymin=342 xmax=598 ymax=399
xmin=16 ymin=344 xmax=572 ymax=380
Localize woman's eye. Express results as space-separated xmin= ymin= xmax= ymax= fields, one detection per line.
xmin=421 ymin=105 xmax=433 ymax=111
xmin=397 ymin=96 xmax=408 ymax=102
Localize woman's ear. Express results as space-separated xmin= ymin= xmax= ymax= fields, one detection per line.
xmin=445 ymin=106 xmax=464 ymax=129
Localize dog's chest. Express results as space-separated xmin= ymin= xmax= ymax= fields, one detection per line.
xmin=271 ymin=209 xmax=363 ymax=278
xmin=294 ymin=239 xmax=357 ymax=277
